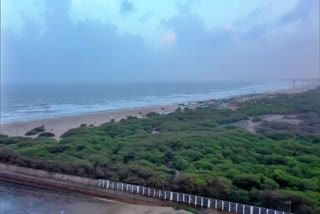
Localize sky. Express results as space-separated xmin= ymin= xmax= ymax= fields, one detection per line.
xmin=1 ymin=0 xmax=319 ymax=84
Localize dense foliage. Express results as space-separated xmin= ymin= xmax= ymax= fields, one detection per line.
xmin=1 ymin=88 xmax=320 ymax=213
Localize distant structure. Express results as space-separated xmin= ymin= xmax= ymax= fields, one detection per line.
xmin=292 ymin=80 xmax=296 ymax=89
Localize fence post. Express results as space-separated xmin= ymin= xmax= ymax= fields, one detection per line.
xmin=201 ymin=197 xmax=203 ymax=207
xmin=222 ymin=201 xmax=224 ymax=210
xmin=102 ymin=180 xmax=105 ymax=187
xmin=215 ymin=199 xmax=217 ymax=209
xmin=250 ymin=206 xmax=253 ymax=214
xmin=208 ymin=199 xmax=210 ymax=208
xmin=195 ymin=196 xmax=197 ymax=206
xmin=177 ymin=193 xmax=179 ymax=202
xmin=189 ymin=195 xmax=191 ymax=204
xmin=228 ymin=202 xmax=231 ymax=212
xmin=243 ymin=205 xmax=245 ymax=214
xmin=170 ymin=192 xmax=173 ymax=201
xmin=236 ymin=203 xmax=238 ymax=212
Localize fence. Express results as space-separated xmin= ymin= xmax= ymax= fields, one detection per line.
xmin=97 ymin=179 xmax=292 ymax=214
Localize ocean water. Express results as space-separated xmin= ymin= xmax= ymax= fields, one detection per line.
xmin=0 ymin=80 xmax=312 ymax=124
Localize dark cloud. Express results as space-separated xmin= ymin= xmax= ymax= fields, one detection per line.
xmin=120 ymin=0 xmax=134 ymax=15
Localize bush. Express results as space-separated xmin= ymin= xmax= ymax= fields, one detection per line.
xmin=146 ymin=112 xmax=159 ymax=117
xmin=25 ymin=125 xmax=45 ymax=136
xmin=80 ymin=124 xmax=87 ymax=127
xmin=25 ymin=130 xmax=38 ymax=136
xmin=234 ymin=174 xmax=262 ymax=190
xmin=33 ymin=126 xmax=45 ymax=132
xmin=252 ymin=117 xmax=262 ymax=122
xmin=38 ymin=132 xmax=55 ymax=137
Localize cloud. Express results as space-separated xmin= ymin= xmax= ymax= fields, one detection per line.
xmin=120 ymin=0 xmax=134 ymax=15
xmin=161 ymin=31 xmax=176 ymax=46
xmin=1 ymin=0 xmax=319 ymax=83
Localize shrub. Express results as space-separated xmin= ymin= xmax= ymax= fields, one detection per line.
xmin=25 ymin=125 xmax=45 ymax=136
xmin=33 ymin=126 xmax=45 ymax=132
xmin=80 ymin=124 xmax=87 ymax=127
xmin=234 ymin=174 xmax=262 ymax=190
xmin=25 ymin=130 xmax=38 ymax=136
xmin=146 ymin=112 xmax=159 ymax=117
xmin=38 ymin=132 xmax=55 ymax=137
xmin=253 ymin=117 xmax=262 ymax=122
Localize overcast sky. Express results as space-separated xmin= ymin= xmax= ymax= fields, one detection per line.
xmin=1 ymin=0 xmax=319 ymax=84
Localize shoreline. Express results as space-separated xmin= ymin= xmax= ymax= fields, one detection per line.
xmin=0 ymin=85 xmax=317 ymax=140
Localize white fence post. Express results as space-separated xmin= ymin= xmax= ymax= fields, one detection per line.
xmin=215 ymin=199 xmax=217 ymax=208
xmin=222 ymin=201 xmax=224 ymax=210
xmin=195 ymin=196 xmax=197 ymax=206
xmin=170 ymin=192 xmax=173 ymax=201
xmin=250 ymin=206 xmax=253 ymax=214
xmin=228 ymin=202 xmax=231 ymax=212
xmin=236 ymin=203 xmax=238 ymax=212
xmin=208 ymin=199 xmax=210 ymax=208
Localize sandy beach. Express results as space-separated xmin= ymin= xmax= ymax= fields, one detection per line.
xmin=0 ymin=84 xmax=317 ymax=141
xmin=0 ymin=104 xmax=179 ymax=140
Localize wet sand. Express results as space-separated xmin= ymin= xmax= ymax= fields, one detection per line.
xmin=0 ymin=180 xmax=191 ymax=214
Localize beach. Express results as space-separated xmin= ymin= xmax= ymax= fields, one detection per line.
xmin=0 ymin=104 xmax=179 ymax=140
xmin=0 ymin=84 xmax=317 ymax=141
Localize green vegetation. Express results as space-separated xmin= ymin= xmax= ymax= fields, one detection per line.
xmin=38 ymin=132 xmax=55 ymax=137
xmin=25 ymin=125 xmax=45 ymax=136
xmin=25 ymin=129 xmax=38 ymax=136
xmin=1 ymin=88 xmax=320 ymax=214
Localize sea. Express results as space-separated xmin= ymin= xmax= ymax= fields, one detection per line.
xmin=0 ymin=80 xmax=315 ymax=124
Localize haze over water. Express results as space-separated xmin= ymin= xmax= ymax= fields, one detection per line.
xmin=0 ymin=80 xmax=312 ymax=124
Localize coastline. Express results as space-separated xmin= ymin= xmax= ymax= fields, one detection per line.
xmin=0 ymin=84 xmax=317 ymax=140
